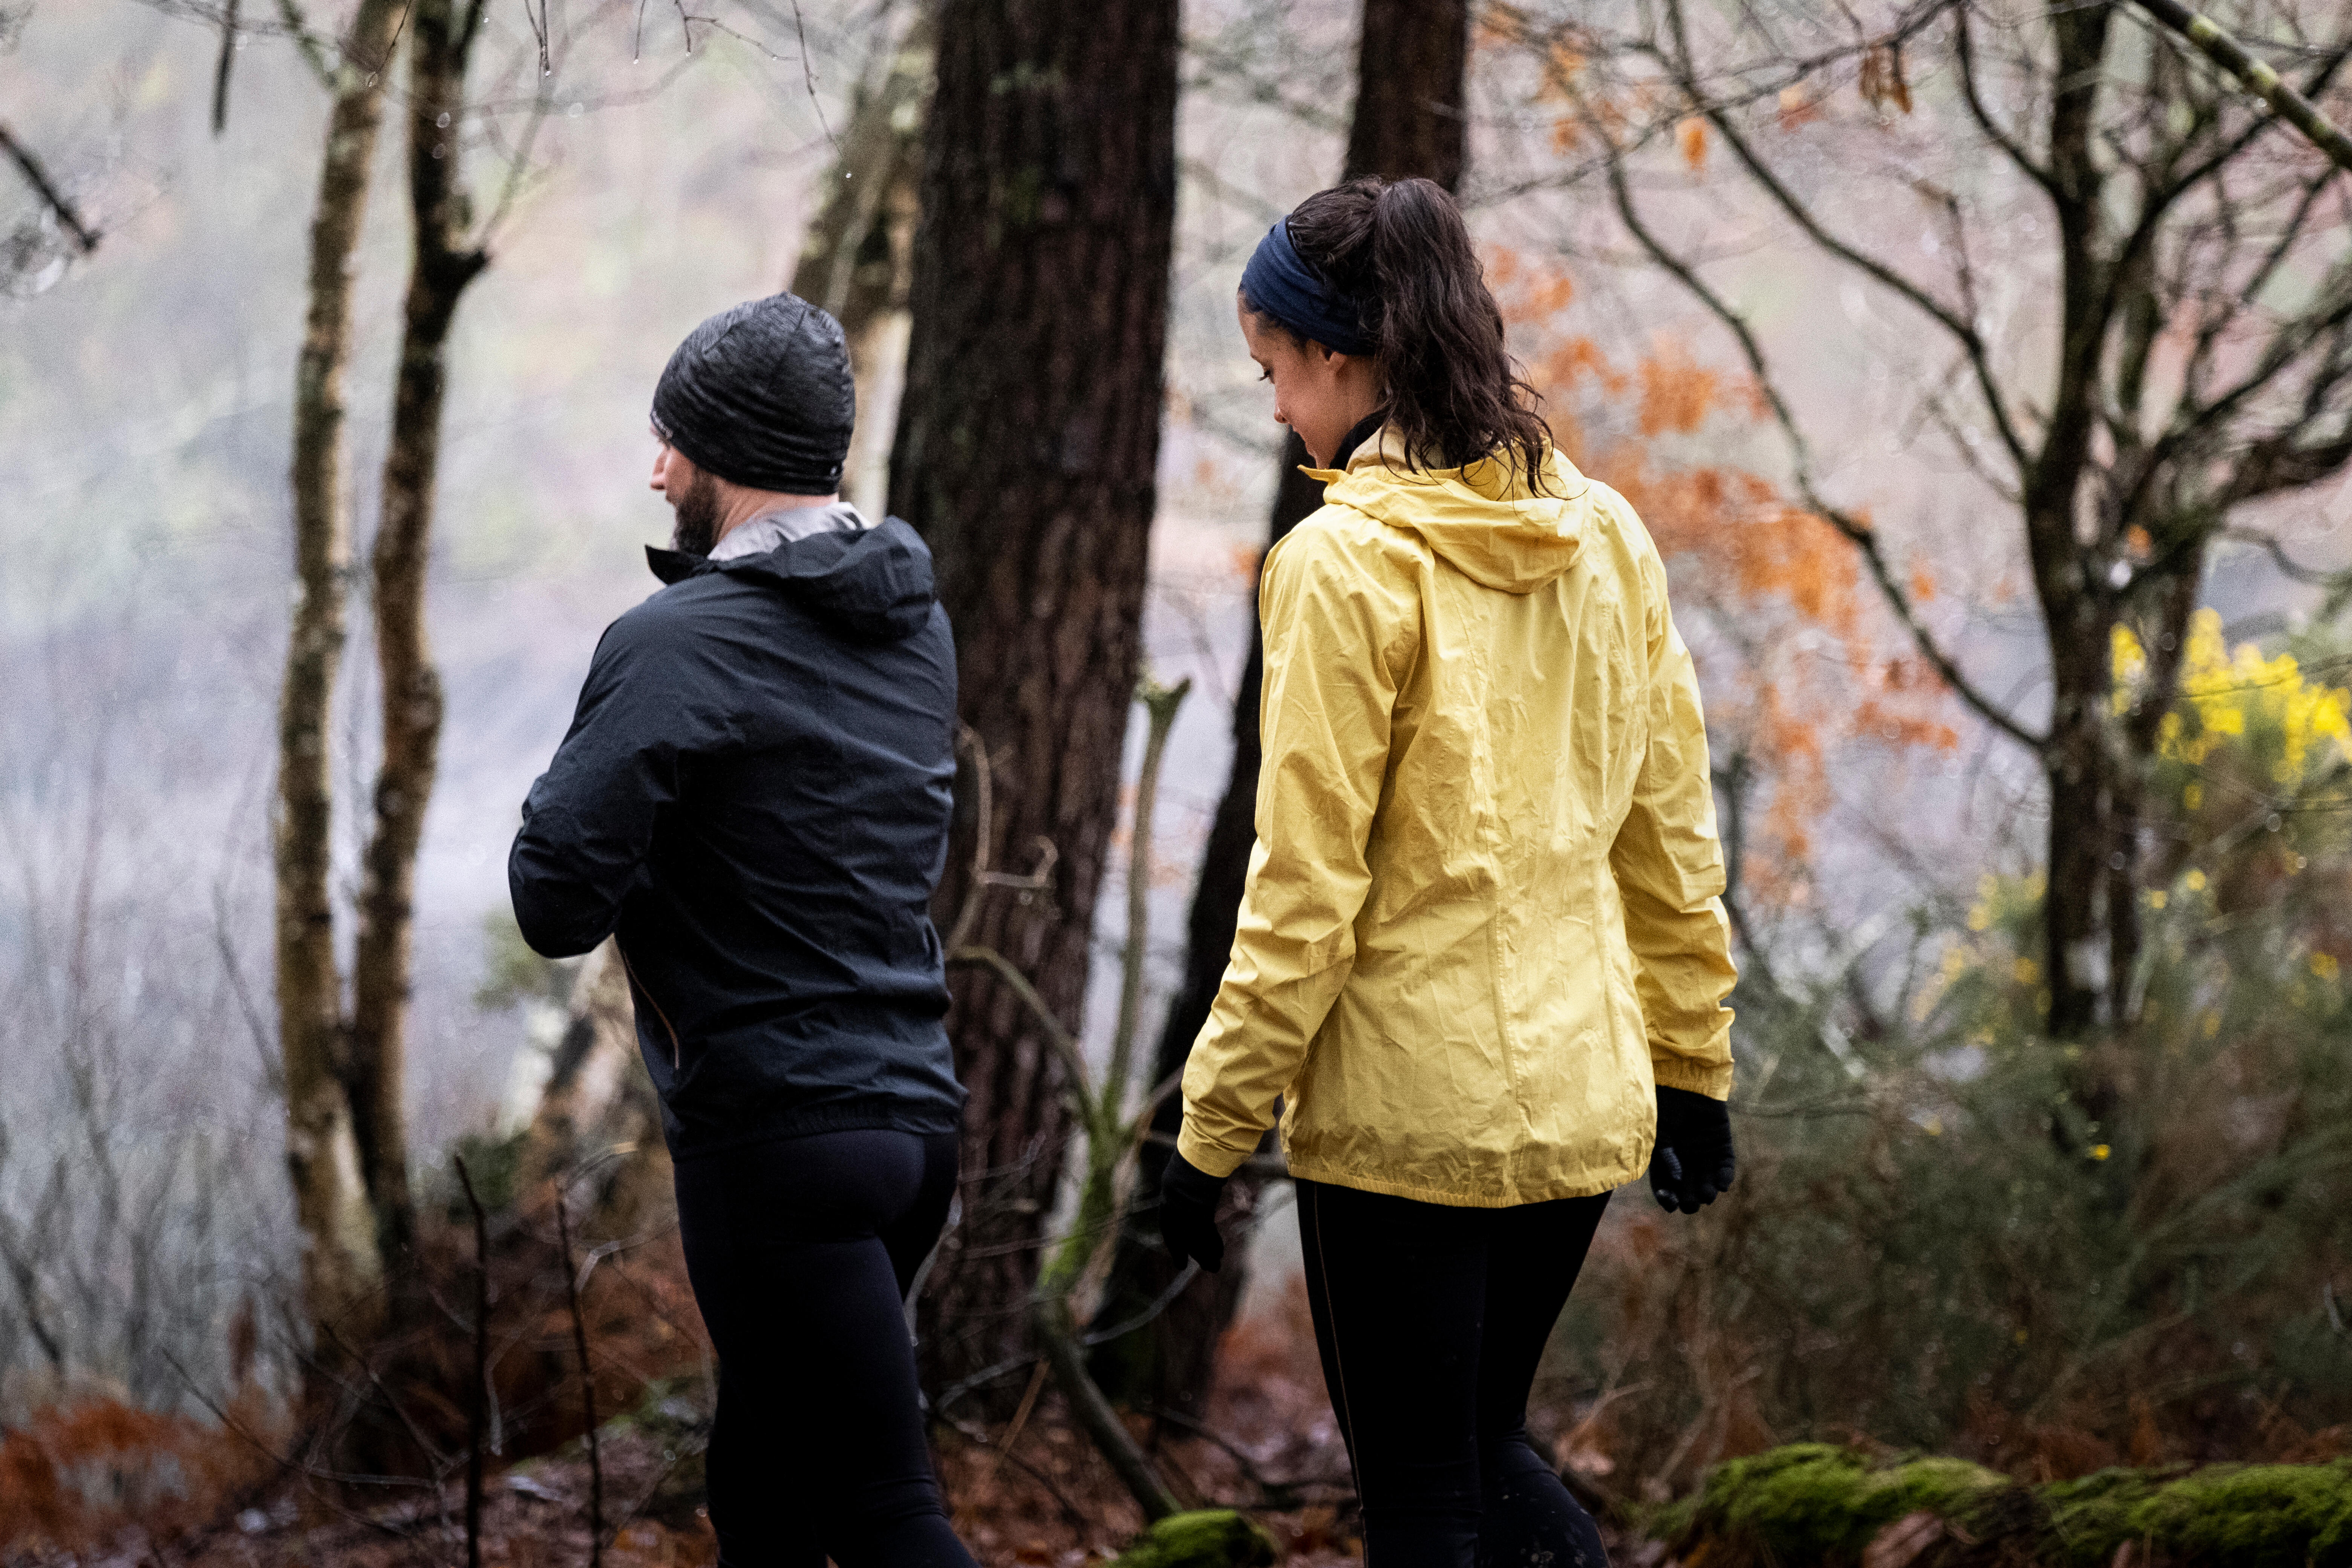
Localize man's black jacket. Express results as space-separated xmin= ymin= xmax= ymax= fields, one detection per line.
xmin=509 ymin=518 xmax=965 ymax=1156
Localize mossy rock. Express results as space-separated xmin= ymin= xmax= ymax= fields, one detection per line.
xmin=2043 ymin=1459 xmax=2352 ymax=1568
xmin=1108 ymin=1509 xmax=1280 ymax=1568
xmin=1672 ymin=1443 xmax=2012 ymax=1565
xmin=1664 ymin=1445 xmax=2352 ymax=1567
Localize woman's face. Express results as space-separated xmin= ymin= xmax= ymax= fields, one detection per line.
xmin=1239 ymin=296 xmax=1382 ymax=468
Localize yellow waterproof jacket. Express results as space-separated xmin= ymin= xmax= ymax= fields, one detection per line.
xmin=1176 ymin=430 xmax=1736 ymax=1207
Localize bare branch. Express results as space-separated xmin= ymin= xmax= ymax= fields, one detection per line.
xmin=1600 ymin=141 xmax=2049 ymax=753
xmin=1655 ymin=0 xmax=2032 ymax=473
xmin=212 ymin=0 xmax=242 ymax=135
xmin=1954 ymin=7 xmax=2056 ymax=193
xmin=276 ymin=0 xmax=336 ymax=86
xmin=0 ymin=122 xmax=100 ymax=253
xmin=2221 ymin=524 xmax=2352 ymax=592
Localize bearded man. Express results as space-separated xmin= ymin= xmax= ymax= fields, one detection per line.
xmin=510 ymin=293 xmax=975 ymax=1568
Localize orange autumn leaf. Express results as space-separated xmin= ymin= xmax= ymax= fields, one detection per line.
xmin=1638 ymin=344 xmax=1720 ymax=436
xmin=1678 ymin=117 xmax=1709 ymax=171
xmin=1515 ymin=309 xmax=1959 ymax=899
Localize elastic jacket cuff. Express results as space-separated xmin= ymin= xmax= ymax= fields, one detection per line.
xmin=1175 ymin=1122 xmax=1253 ymax=1180
xmin=1652 ymin=1056 xmax=1734 ymax=1100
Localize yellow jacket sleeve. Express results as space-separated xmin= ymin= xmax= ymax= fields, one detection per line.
xmin=1608 ymin=548 xmax=1739 ymax=1100
xmin=1177 ymin=521 xmax=1419 ymax=1178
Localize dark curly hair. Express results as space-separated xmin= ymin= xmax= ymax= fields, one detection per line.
xmin=1244 ymin=175 xmax=1553 ymax=490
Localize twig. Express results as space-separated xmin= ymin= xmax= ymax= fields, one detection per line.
xmin=1078 ymin=1259 xmax=1202 ymax=1347
xmin=0 ymin=121 xmax=100 ymax=253
xmin=212 ymin=0 xmax=242 ymax=135
xmin=454 ymin=1155 xmax=489 ymax=1568
xmin=932 ymin=1407 xmax=1090 ymax=1526
xmin=972 ymin=1360 xmax=1050 ymax=1492
xmin=1144 ymin=1405 xmax=1355 ymax=1508
xmin=790 ymin=0 xmax=840 ymax=154
xmin=318 ymin=1317 xmax=452 ymax=1474
xmin=211 ymin=880 xmax=283 ymax=1093
xmin=948 ymin=943 xmax=1096 ymax=1124
xmin=554 ymin=1185 xmax=606 ymax=1567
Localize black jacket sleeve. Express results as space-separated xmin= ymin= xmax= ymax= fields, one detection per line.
xmin=508 ymin=612 xmax=694 ymax=959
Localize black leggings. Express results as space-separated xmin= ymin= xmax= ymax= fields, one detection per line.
xmin=1294 ymin=1178 xmax=1612 ymax=1568
xmin=672 ymin=1127 xmax=975 ymax=1568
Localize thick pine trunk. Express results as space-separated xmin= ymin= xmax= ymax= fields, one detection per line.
xmin=278 ymin=0 xmax=409 ymax=1341
xmin=348 ymin=0 xmax=490 ymax=1298
xmin=1088 ymin=0 xmax=1472 ymax=1416
xmin=887 ymin=0 xmax=1180 ymax=1393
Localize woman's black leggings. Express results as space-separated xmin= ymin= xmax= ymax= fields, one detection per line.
xmin=672 ymin=1127 xmax=975 ymax=1568
xmin=1294 ymin=1178 xmax=1613 ymax=1568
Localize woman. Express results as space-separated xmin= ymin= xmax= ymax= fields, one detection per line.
xmin=1159 ymin=177 xmax=1740 ymax=1568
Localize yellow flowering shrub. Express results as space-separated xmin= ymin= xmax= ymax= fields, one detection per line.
xmin=2113 ymin=609 xmax=2352 ymax=792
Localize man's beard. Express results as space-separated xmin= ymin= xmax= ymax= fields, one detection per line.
xmin=670 ymin=469 xmax=723 ymax=556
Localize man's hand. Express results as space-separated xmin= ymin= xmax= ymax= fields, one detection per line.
xmin=1649 ymin=1086 xmax=1735 ymax=1214
xmin=1158 ymin=1152 xmax=1230 ymax=1273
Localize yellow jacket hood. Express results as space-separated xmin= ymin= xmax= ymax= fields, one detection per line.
xmin=1308 ymin=426 xmax=1590 ymax=596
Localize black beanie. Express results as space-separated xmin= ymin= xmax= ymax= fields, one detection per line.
xmin=650 ymin=293 xmax=854 ymax=494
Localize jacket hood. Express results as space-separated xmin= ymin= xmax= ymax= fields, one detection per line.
xmin=645 ymin=514 xmax=939 ymax=640
xmin=1309 ymin=426 xmax=1594 ymax=595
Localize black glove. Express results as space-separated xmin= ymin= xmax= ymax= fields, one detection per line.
xmin=1649 ymin=1086 xmax=1735 ymax=1215
xmin=1158 ymin=1152 xmax=1229 ymax=1273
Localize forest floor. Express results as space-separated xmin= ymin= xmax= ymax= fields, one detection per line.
xmin=11 ymin=1276 xmax=1594 ymax=1568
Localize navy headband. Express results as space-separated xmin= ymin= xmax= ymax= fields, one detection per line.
xmin=1240 ymin=218 xmax=1374 ymax=355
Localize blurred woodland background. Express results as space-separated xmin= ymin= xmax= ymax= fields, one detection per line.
xmin=3 ymin=0 xmax=2350 ymax=1560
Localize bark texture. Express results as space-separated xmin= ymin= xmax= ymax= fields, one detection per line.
xmin=887 ymin=0 xmax=1181 ymax=1393
xmin=348 ymin=0 xmax=491 ymax=1287
xmin=1089 ymin=0 xmax=1474 ymax=1415
xmin=277 ymin=0 xmax=410 ymax=1338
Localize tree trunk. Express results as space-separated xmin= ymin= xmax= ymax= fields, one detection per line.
xmin=520 ymin=942 xmax=668 ymax=1234
xmin=348 ymin=0 xmax=490 ymax=1294
xmin=2108 ymin=559 xmax=2203 ymax=1027
xmin=1342 ymin=0 xmax=1472 ymax=193
xmin=2028 ymin=0 xmax=2115 ymax=1043
xmin=278 ymin=0 xmax=409 ymax=1341
xmin=788 ymin=8 xmax=931 ymax=517
xmin=887 ymin=0 xmax=1180 ymax=1395
xmin=1088 ymin=0 xmax=1473 ymax=1415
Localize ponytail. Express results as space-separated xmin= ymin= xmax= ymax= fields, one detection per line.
xmin=1269 ymin=177 xmax=1552 ymax=490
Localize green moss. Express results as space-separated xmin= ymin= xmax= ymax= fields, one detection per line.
xmin=1677 ymin=1444 xmax=2009 ymax=1565
xmin=1665 ymin=1446 xmax=2352 ymax=1567
xmin=2040 ymin=1467 xmax=2177 ymax=1565
xmin=1108 ymin=1510 xmax=1280 ymax=1568
xmin=2121 ymin=1461 xmax=2352 ymax=1568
